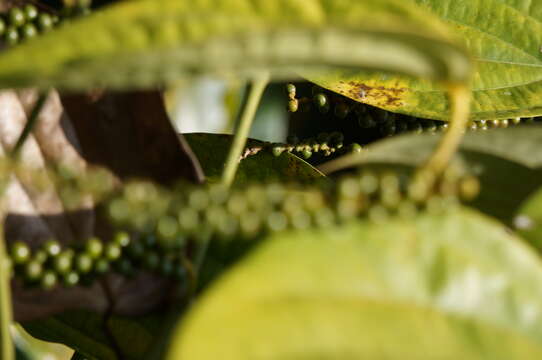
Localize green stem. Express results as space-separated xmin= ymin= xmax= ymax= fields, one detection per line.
xmin=420 ymin=84 xmax=470 ymax=176
xmin=221 ymin=73 xmax=270 ymax=187
xmin=0 ymin=208 xmax=14 ymax=360
xmin=12 ymin=91 xmax=49 ymax=157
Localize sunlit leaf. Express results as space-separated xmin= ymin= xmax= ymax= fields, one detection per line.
xmin=0 ymin=0 xmax=469 ymax=90
xmin=310 ymin=0 xmax=542 ymax=120
xmin=169 ymin=208 xmax=542 ymax=359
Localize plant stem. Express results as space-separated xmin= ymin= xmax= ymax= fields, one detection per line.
xmin=221 ymin=73 xmax=270 ymax=187
xmin=420 ymin=84 xmax=470 ymax=176
xmin=0 ymin=209 xmax=14 ymax=360
xmin=12 ymin=91 xmax=49 ymax=157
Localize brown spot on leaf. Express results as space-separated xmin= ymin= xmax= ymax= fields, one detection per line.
xmin=340 ymin=81 xmax=407 ymax=107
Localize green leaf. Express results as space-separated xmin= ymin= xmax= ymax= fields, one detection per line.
xmin=168 ymin=208 xmax=542 ymax=359
xmin=320 ymin=126 xmax=542 ymax=223
xmin=184 ymin=133 xmax=324 ymax=185
xmin=0 ymin=0 xmax=469 ymax=90
xmin=23 ymin=311 xmax=163 ymax=360
xmin=515 ymin=187 xmax=542 ymax=250
xmin=310 ymin=0 xmax=542 ymax=120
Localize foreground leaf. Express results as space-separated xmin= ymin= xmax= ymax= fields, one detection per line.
xmin=184 ymin=133 xmax=324 ymax=184
xmin=515 ymin=187 xmax=542 ymax=250
xmin=0 ymin=0 xmax=469 ymax=90
xmin=170 ymin=208 xmax=542 ymax=359
xmin=310 ymin=0 xmax=542 ymax=120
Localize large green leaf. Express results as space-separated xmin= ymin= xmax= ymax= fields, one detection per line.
xmin=0 ymin=0 xmax=469 ymax=90
xmin=515 ymin=187 xmax=542 ymax=250
xmin=320 ymin=126 xmax=542 ymax=223
xmin=310 ymin=0 xmax=542 ymax=120
xmin=168 ymin=208 xmax=542 ymax=359
xmin=184 ymin=133 xmax=324 ymax=184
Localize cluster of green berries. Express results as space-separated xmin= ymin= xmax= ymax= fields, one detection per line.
xmin=467 ymin=117 xmax=540 ymax=131
xmin=269 ymin=132 xmax=361 ymax=160
xmin=286 ymin=84 xmax=352 ymax=118
xmin=106 ymin=170 xmax=480 ymax=250
xmin=0 ymin=4 xmax=58 ymax=46
xmin=7 ymin=230 xmax=187 ymax=290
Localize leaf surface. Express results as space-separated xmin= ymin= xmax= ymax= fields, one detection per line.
xmin=0 ymin=0 xmax=469 ymax=90
xmin=169 ymin=208 xmax=542 ymax=359
xmin=184 ymin=133 xmax=324 ymax=184
xmin=310 ymin=0 xmax=542 ymax=120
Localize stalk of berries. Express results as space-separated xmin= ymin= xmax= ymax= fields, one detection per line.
xmin=8 ymin=230 xmax=187 ymax=290
xmin=0 ymin=3 xmax=57 ymax=46
xmin=0 ymin=1 xmax=93 ymax=47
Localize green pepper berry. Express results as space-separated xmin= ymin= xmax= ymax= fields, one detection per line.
xmin=396 ymin=120 xmax=408 ymax=133
xmin=41 ymin=270 xmax=57 ymax=290
xmin=33 ymin=250 xmax=48 ymax=264
xmin=358 ymin=114 xmax=377 ymax=128
xmin=408 ymin=121 xmax=423 ymax=134
xmin=94 ymin=259 xmax=110 ymax=274
xmin=160 ymin=258 xmax=175 ymax=276
xmin=43 ymin=240 xmax=61 ymax=257
xmin=423 ymin=120 xmax=437 ymax=132
xmin=468 ymin=122 xmax=478 ymax=131
xmin=10 ymin=241 xmax=30 ymax=265
xmin=23 ymin=5 xmax=38 ymax=21
xmin=172 ymin=264 xmax=186 ymax=280
xmin=0 ymin=18 xmax=5 ymax=35
xmin=313 ymin=93 xmax=327 ymax=108
xmin=286 ymin=135 xmax=299 ymax=145
xmin=75 ymin=253 xmax=93 ymax=274
xmin=499 ymin=119 xmax=509 ymax=128
xmin=272 ymin=146 xmax=284 ymax=157
xmin=487 ymin=119 xmax=500 ymax=129
xmin=287 ymin=99 xmax=298 ymax=112
xmin=380 ymin=121 xmax=396 ymax=137
xmin=334 ymin=103 xmax=349 ymax=119
xmin=104 ymin=243 xmax=121 ymax=261
xmin=329 ymin=132 xmax=344 ymax=145
xmin=302 ymin=149 xmax=312 ymax=159
xmin=25 ymin=261 xmax=43 ymax=281
xmin=113 ymin=231 xmax=131 ymax=247
xmin=373 ymin=109 xmax=389 ymax=123
xmin=63 ymin=272 xmax=80 ymax=287
xmin=37 ymin=13 xmax=53 ymax=31
xmin=53 ymin=252 xmax=73 ymax=274
xmin=20 ymin=24 xmax=38 ymax=39
xmin=143 ymin=252 xmax=160 ymax=270
xmin=144 ymin=234 xmax=157 ymax=247
xmin=286 ymin=83 xmax=296 ymax=95
xmin=127 ymin=241 xmax=145 ymax=259
xmin=9 ymin=8 xmax=25 ymax=27
xmin=511 ymin=117 xmax=522 ymax=125
xmin=5 ymin=27 xmax=19 ymax=46
xmin=115 ymin=259 xmax=135 ymax=277
xmin=85 ymin=237 xmax=103 ymax=259
xmin=349 ymin=143 xmax=362 ymax=154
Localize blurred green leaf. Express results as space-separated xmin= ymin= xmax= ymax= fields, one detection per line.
xmin=169 ymin=208 xmax=542 ymax=359
xmin=0 ymin=0 xmax=469 ymax=90
xmin=184 ymin=133 xmax=324 ymax=184
xmin=515 ymin=187 xmax=542 ymax=250
xmin=310 ymin=0 xmax=542 ymax=120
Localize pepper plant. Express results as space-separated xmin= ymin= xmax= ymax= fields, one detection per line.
xmin=1 ymin=0 xmax=542 ymax=359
